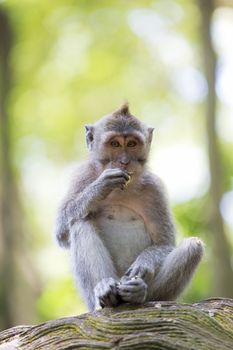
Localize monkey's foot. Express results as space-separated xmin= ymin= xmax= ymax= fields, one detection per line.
xmin=94 ymin=278 xmax=120 ymax=309
xmin=117 ymin=276 xmax=147 ymax=304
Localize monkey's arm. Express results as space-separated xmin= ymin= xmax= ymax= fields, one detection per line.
xmin=55 ymin=166 xmax=130 ymax=248
xmin=54 ymin=178 xmax=102 ymax=249
xmin=54 ymin=163 xmax=97 ymax=248
xmin=65 ymin=168 xmax=130 ymax=220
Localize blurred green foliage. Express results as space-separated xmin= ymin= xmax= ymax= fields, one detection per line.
xmin=36 ymin=277 xmax=86 ymax=322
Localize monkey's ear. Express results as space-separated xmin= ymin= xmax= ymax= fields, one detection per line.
xmin=148 ymin=127 xmax=154 ymax=143
xmin=85 ymin=124 xmax=94 ymax=150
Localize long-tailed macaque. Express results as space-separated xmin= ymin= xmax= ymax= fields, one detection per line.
xmin=54 ymin=103 xmax=204 ymax=311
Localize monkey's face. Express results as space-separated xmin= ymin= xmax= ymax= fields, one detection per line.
xmin=97 ymin=131 xmax=149 ymax=175
xmin=85 ymin=104 xmax=154 ymax=176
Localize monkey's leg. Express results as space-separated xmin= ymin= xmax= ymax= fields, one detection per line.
xmin=118 ymin=246 xmax=173 ymax=304
xmin=70 ymin=221 xmax=119 ymax=311
xmin=149 ymin=237 xmax=204 ymax=301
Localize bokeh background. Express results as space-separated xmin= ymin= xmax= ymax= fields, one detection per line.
xmin=0 ymin=0 xmax=233 ymax=330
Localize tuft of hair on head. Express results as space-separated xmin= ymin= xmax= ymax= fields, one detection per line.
xmin=103 ymin=102 xmax=143 ymax=133
xmin=112 ymin=102 xmax=130 ymax=118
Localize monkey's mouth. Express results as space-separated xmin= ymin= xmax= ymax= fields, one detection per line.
xmin=111 ymin=163 xmax=130 ymax=171
xmin=119 ymin=165 xmax=130 ymax=171
xmin=110 ymin=162 xmax=135 ymax=174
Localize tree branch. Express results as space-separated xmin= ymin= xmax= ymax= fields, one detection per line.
xmin=0 ymin=298 xmax=232 ymax=349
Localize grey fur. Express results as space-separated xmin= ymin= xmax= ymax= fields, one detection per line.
xmin=54 ymin=104 xmax=204 ymax=311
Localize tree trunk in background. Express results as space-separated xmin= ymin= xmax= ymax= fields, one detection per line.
xmin=0 ymin=6 xmax=15 ymax=330
xmin=0 ymin=8 xmax=37 ymax=330
xmin=198 ymin=0 xmax=233 ymax=297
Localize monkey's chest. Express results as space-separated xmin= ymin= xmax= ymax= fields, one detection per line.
xmin=96 ymin=205 xmax=152 ymax=275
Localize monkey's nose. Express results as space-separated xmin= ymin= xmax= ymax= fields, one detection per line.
xmin=120 ymin=159 xmax=130 ymax=165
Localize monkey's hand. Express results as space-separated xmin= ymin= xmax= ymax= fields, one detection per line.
xmin=95 ymin=168 xmax=130 ymax=198
xmin=94 ymin=277 xmax=121 ymax=309
xmin=124 ymin=264 xmax=155 ymax=286
xmin=117 ymin=276 xmax=147 ymax=304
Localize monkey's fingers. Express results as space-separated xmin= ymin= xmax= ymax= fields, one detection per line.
xmin=125 ymin=266 xmax=150 ymax=280
xmin=99 ymin=294 xmax=115 ymax=307
xmin=118 ymin=288 xmax=146 ymax=298
xmin=125 ymin=171 xmax=132 ymax=182
xmin=126 ymin=171 xmax=133 ymax=178
xmin=118 ymin=284 xmax=145 ymax=294
xmin=95 ymin=278 xmax=121 ymax=308
xmin=105 ymin=177 xmax=129 ymax=191
xmin=119 ymin=292 xmax=146 ymax=304
xmin=117 ymin=280 xmax=147 ymax=304
xmin=103 ymin=168 xmax=130 ymax=181
xmin=119 ymin=277 xmax=146 ymax=288
xmin=120 ymin=174 xmax=132 ymax=190
xmin=99 ymin=288 xmax=121 ymax=308
xmin=125 ymin=266 xmax=143 ymax=278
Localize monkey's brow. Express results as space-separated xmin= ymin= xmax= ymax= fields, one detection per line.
xmin=103 ymin=132 xmax=145 ymax=145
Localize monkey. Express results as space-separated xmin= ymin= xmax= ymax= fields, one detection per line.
xmin=54 ymin=103 xmax=204 ymax=311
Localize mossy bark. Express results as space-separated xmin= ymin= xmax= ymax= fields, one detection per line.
xmin=0 ymin=298 xmax=232 ymax=349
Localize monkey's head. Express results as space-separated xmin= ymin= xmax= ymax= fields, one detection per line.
xmin=85 ymin=103 xmax=154 ymax=176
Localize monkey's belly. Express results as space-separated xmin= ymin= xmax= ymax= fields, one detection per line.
xmin=96 ymin=205 xmax=152 ymax=276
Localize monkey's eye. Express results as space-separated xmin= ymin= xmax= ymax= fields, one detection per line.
xmin=127 ymin=140 xmax=137 ymax=147
xmin=110 ymin=140 xmax=121 ymax=148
